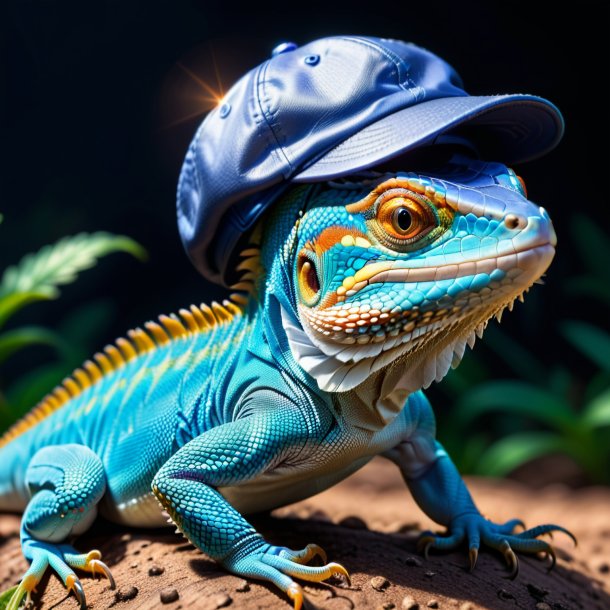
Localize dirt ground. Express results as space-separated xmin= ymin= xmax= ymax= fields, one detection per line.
xmin=1 ymin=457 xmax=609 ymax=610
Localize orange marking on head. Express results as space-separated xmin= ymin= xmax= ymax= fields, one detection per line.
xmin=310 ymin=226 xmax=369 ymax=256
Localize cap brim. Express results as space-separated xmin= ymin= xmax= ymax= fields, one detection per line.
xmin=293 ymin=94 xmax=564 ymax=182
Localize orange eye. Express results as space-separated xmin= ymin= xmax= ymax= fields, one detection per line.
xmin=377 ymin=195 xmax=436 ymax=241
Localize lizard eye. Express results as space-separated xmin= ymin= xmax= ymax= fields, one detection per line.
xmin=297 ymin=252 xmax=321 ymax=306
xmin=377 ymin=193 xmax=437 ymax=242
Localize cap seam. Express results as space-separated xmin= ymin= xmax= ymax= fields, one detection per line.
xmin=342 ymin=35 xmax=416 ymax=92
xmin=255 ymin=60 xmax=294 ymax=176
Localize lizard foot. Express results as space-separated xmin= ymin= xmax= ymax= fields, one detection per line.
xmin=8 ymin=541 xmax=115 ymax=610
xmin=225 ymin=542 xmax=350 ymax=610
xmin=417 ymin=514 xmax=576 ymax=579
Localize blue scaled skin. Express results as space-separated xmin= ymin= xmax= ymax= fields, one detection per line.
xmin=0 ymin=157 xmax=573 ymax=609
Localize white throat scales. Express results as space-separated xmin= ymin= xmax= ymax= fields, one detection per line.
xmin=281 ymin=304 xmax=488 ymax=427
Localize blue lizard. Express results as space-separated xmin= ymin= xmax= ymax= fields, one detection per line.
xmin=0 ymin=156 xmax=573 ymax=609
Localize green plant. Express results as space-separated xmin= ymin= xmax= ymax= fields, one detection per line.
xmin=447 ymin=376 xmax=610 ymax=483
xmin=0 ymin=228 xmax=146 ymax=431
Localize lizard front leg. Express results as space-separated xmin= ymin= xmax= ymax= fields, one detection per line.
xmin=383 ymin=392 xmax=575 ymax=577
xmin=152 ymin=402 xmax=349 ymax=609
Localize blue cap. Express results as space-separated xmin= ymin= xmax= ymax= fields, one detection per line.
xmin=177 ymin=35 xmax=564 ymax=285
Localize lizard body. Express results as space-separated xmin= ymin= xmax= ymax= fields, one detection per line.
xmin=0 ymin=157 xmax=570 ymax=610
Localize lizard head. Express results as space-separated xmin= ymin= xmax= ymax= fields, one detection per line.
xmin=277 ymin=156 xmax=556 ymax=398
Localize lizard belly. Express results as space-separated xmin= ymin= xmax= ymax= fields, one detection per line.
xmin=100 ymin=491 xmax=167 ymax=528
xmin=219 ymin=455 xmax=373 ymax=515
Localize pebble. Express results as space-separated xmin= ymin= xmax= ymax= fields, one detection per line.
xmin=526 ymin=583 xmax=549 ymax=600
xmin=497 ymin=589 xmax=514 ymax=601
xmin=149 ymin=565 xmax=165 ymax=576
xmin=405 ymin=556 xmax=423 ymax=567
xmin=115 ymin=586 xmax=138 ymax=602
xmin=424 ymin=570 xmax=435 ymax=578
xmin=535 ymin=604 xmax=552 ymax=610
xmin=130 ymin=562 xmax=138 ymax=569
xmin=427 ymin=601 xmax=439 ymax=609
xmin=459 ymin=604 xmax=474 ymax=610
xmin=402 ymin=596 xmax=419 ymax=609
xmin=160 ymin=588 xmax=179 ymax=604
xmin=376 ymin=604 xmax=395 ymax=610
xmin=210 ymin=593 xmax=232 ymax=608
xmin=338 ymin=515 xmax=368 ymax=530
xmin=370 ymin=576 xmax=390 ymax=591
xmin=235 ymin=579 xmax=250 ymax=592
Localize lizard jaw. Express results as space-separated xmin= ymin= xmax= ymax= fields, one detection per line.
xmin=285 ymin=243 xmax=554 ymax=397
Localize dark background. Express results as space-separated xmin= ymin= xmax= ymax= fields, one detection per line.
xmin=1 ymin=1 xmax=609 ymax=441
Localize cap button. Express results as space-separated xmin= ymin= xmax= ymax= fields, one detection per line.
xmin=271 ymin=42 xmax=298 ymax=57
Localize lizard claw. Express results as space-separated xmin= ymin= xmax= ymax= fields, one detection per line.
xmin=89 ymin=559 xmax=117 ymax=588
xmin=66 ymin=574 xmax=87 ymax=610
xmin=499 ymin=542 xmax=519 ymax=580
xmin=417 ymin=514 xmax=569 ymax=578
xmin=287 ymin=582 xmax=304 ymax=610
xmin=468 ymin=547 xmax=478 ymax=572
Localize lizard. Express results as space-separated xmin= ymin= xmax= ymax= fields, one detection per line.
xmin=0 ymin=155 xmax=573 ymax=610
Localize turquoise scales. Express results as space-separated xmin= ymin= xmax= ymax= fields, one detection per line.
xmin=0 ymin=158 xmax=575 ymax=610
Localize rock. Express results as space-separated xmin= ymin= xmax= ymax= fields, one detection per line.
xmin=160 ymin=588 xmax=179 ymax=604
xmin=496 ymin=589 xmax=514 ymax=601
xmin=535 ymin=603 xmax=552 ymax=610
xmin=210 ymin=593 xmax=232 ymax=608
xmin=424 ymin=570 xmax=435 ymax=577
xmin=427 ymin=601 xmax=439 ymax=608
xmin=370 ymin=576 xmax=390 ymax=591
xmin=148 ymin=565 xmax=165 ymax=576
xmin=235 ymin=579 xmax=250 ymax=592
xmin=527 ymin=583 xmax=549 ymax=601
xmin=338 ymin=515 xmax=368 ymax=530
xmin=115 ymin=586 xmax=139 ymax=602
xmin=376 ymin=604 xmax=395 ymax=610
xmin=401 ymin=595 xmax=419 ymax=609
xmin=405 ymin=556 xmax=423 ymax=567
xmin=459 ymin=604 xmax=474 ymax=610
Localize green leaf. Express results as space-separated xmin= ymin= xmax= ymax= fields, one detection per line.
xmin=583 ymin=388 xmax=610 ymax=428
xmin=475 ymin=432 xmax=567 ymax=477
xmin=0 ymin=232 xmax=146 ymax=308
xmin=454 ymin=381 xmax=576 ymax=432
xmin=0 ymin=326 xmax=64 ymax=365
xmin=0 ymin=586 xmax=19 ymax=610
xmin=561 ymin=320 xmax=610 ymax=372
xmin=0 ymin=290 xmax=52 ymax=329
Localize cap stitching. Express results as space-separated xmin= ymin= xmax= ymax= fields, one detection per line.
xmin=341 ymin=35 xmax=415 ymax=91
xmin=255 ymin=60 xmax=294 ymax=175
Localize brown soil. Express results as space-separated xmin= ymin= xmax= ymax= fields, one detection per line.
xmin=1 ymin=457 xmax=609 ymax=610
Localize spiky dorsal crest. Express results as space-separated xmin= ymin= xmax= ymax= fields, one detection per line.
xmin=0 ymin=297 xmax=245 ymax=448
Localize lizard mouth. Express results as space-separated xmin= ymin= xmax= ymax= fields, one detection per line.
xmin=300 ymin=243 xmax=555 ymax=346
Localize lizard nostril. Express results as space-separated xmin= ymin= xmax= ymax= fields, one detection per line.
xmin=504 ymin=214 xmax=527 ymax=230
